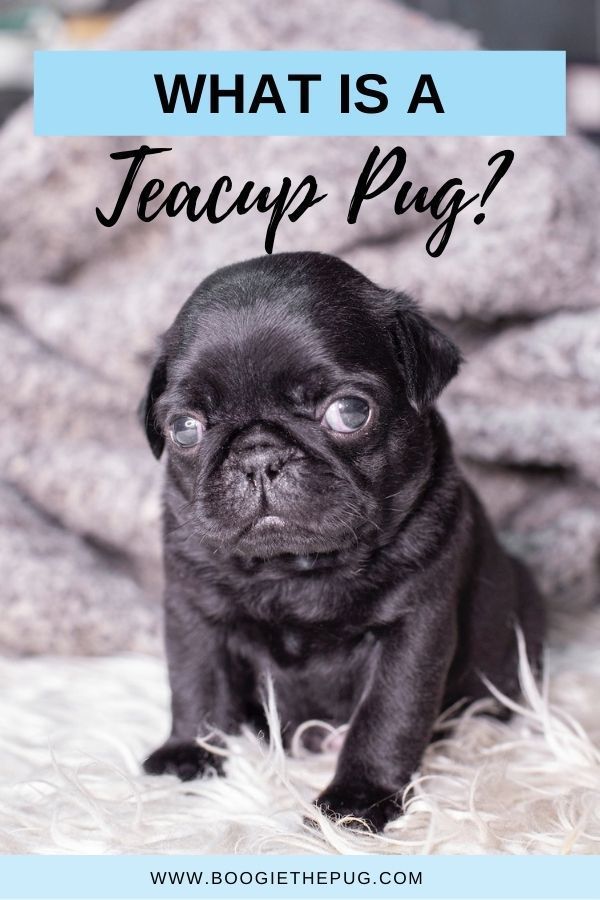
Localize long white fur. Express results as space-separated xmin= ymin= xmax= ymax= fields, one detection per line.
xmin=1 ymin=608 xmax=600 ymax=854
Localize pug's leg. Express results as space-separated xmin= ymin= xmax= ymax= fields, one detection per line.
xmin=315 ymin=607 xmax=457 ymax=831
xmin=143 ymin=595 xmax=241 ymax=782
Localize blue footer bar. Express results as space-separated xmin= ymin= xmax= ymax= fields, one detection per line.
xmin=0 ymin=854 xmax=598 ymax=899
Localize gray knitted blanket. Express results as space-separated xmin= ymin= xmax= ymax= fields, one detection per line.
xmin=2 ymin=0 xmax=599 ymax=655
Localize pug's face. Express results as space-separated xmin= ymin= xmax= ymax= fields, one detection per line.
xmin=141 ymin=253 xmax=460 ymax=565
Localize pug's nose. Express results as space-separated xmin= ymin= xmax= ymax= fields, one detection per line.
xmin=230 ymin=425 xmax=292 ymax=489
xmin=242 ymin=447 xmax=286 ymax=487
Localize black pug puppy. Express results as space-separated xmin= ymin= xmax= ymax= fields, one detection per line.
xmin=140 ymin=251 xmax=544 ymax=831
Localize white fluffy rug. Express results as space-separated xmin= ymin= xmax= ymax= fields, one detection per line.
xmin=2 ymin=610 xmax=600 ymax=855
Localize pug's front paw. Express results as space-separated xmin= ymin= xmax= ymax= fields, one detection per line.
xmin=315 ymin=783 xmax=402 ymax=832
xmin=143 ymin=739 xmax=223 ymax=782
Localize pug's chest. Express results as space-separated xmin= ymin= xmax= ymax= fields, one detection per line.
xmin=226 ymin=619 xmax=379 ymax=727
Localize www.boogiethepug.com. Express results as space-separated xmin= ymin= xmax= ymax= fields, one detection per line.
xmin=139 ymin=251 xmax=544 ymax=831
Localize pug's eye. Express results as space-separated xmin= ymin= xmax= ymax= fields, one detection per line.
xmin=170 ymin=416 xmax=204 ymax=447
xmin=322 ymin=397 xmax=370 ymax=433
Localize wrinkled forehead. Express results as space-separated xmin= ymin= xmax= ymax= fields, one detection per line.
xmin=167 ymin=295 xmax=391 ymax=406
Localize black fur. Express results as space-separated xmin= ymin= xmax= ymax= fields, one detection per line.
xmin=140 ymin=251 xmax=544 ymax=831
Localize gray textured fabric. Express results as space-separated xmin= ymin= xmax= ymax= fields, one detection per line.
xmin=1 ymin=0 xmax=599 ymax=655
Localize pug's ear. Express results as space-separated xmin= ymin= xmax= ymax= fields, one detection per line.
xmin=389 ymin=292 xmax=462 ymax=412
xmin=138 ymin=351 xmax=168 ymax=459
